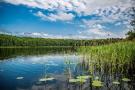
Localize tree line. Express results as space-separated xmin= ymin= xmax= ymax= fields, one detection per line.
xmin=0 ymin=34 xmax=123 ymax=47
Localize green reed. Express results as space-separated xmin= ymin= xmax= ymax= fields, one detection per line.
xmin=78 ymin=41 xmax=135 ymax=75
xmin=79 ymin=41 xmax=135 ymax=62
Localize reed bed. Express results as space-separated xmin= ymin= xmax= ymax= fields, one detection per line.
xmin=79 ymin=41 xmax=135 ymax=62
xmin=78 ymin=41 xmax=135 ymax=75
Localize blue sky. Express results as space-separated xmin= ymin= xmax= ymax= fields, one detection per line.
xmin=0 ymin=0 xmax=133 ymax=39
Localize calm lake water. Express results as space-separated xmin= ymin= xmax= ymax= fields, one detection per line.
xmin=0 ymin=47 xmax=135 ymax=90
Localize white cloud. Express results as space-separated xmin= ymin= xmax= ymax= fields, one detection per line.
xmin=3 ymin=0 xmax=132 ymax=22
xmin=16 ymin=32 xmax=49 ymax=38
xmin=78 ymin=23 xmax=119 ymax=39
xmin=12 ymin=31 xmax=116 ymax=39
xmin=35 ymin=11 xmax=74 ymax=21
xmin=3 ymin=0 xmax=132 ymax=15
xmin=3 ymin=0 xmax=133 ymax=38
xmin=85 ymin=29 xmax=116 ymax=37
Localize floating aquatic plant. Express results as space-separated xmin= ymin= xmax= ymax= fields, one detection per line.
xmin=77 ymin=75 xmax=92 ymax=80
xmin=95 ymin=76 xmax=99 ymax=80
xmin=112 ymin=81 xmax=120 ymax=85
xmin=69 ymin=79 xmax=79 ymax=83
xmin=122 ymin=78 xmax=131 ymax=82
xmin=39 ymin=77 xmax=55 ymax=82
xmin=92 ymin=80 xmax=103 ymax=87
xmin=69 ymin=78 xmax=86 ymax=84
xmin=16 ymin=77 xmax=24 ymax=80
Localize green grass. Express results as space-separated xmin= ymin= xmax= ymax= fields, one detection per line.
xmin=78 ymin=41 xmax=135 ymax=62
xmin=78 ymin=41 xmax=135 ymax=74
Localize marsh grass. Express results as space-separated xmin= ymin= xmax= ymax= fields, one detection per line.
xmin=78 ymin=41 xmax=135 ymax=76
xmin=79 ymin=41 xmax=135 ymax=62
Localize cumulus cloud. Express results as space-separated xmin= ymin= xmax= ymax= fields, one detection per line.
xmin=78 ymin=23 xmax=119 ymax=39
xmin=35 ymin=11 xmax=74 ymax=21
xmin=80 ymin=4 xmax=132 ymax=38
xmin=3 ymin=0 xmax=132 ymax=22
xmin=3 ymin=0 xmax=132 ymax=15
xmin=3 ymin=0 xmax=133 ymax=38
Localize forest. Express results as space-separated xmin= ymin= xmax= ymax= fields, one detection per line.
xmin=0 ymin=34 xmax=124 ymax=47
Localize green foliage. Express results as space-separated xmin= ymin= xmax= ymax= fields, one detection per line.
xmin=39 ymin=77 xmax=55 ymax=82
xmin=126 ymin=7 xmax=135 ymax=40
xmin=78 ymin=41 xmax=135 ymax=74
xmin=126 ymin=30 xmax=135 ymax=40
xmin=79 ymin=41 xmax=135 ymax=62
xmin=122 ymin=78 xmax=131 ymax=82
xmin=112 ymin=81 xmax=120 ymax=85
xmin=92 ymin=80 xmax=103 ymax=87
xmin=69 ymin=78 xmax=86 ymax=84
xmin=0 ymin=34 xmax=122 ymax=47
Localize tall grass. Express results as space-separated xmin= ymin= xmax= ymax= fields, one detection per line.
xmin=79 ymin=41 xmax=135 ymax=62
xmin=78 ymin=41 xmax=135 ymax=75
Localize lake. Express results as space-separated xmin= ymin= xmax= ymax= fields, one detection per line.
xmin=0 ymin=47 xmax=135 ymax=90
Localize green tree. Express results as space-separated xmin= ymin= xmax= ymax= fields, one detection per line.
xmin=126 ymin=7 xmax=135 ymax=40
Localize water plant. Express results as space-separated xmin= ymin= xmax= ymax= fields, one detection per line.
xmin=95 ymin=76 xmax=99 ymax=80
xmin=92 ymin=80 xmax=103 ymax=87
xmin=69 ymin=78 xmax=86 ymax=84
xmin=78 ymin=41 xmax=135 ymax=75
xmin=16 ymin=77 xmax=24 ymax=80
xmin=122 ymin=78 xmax=131 ymax=82
xmin=78 ymin=41 xmax=135 ymax=88
xmin=112 ymin=81 xmax=120 ymax=85
xmin=76 ymin=75 xmax=92 ymax=80
xmin=39 ymin=77 xmax=55 ymax=82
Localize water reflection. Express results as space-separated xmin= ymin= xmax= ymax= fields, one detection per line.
xmin=0 ymin=47 xmax=75 ymax=60
xmin=0 ymin=48 xmax=135 ymax=90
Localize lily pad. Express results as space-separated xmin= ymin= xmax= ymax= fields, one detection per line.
xmin=39 ymin=77 xmax=55 ymax=82
xmin=95 ymin=76 xmax=99 ymax=80
xmin=69 ymin=78 xmax=86 ymax=83
xmin=92 ymin=80 xmax=103 ymax=87
xmin=77 ymin=75 xmax=92 ymax=80
xmin=77 ymin=78 xmax=86 ymax=83
xmin=69 ymin=79 xmax=79 ymax=83
xmin=16 ymin=77 xmax=24 ymax=80
xmin=112 ymin=81 xmax=120 ymax=85
xmin=122 ymin=78 xmax=131 ymax=82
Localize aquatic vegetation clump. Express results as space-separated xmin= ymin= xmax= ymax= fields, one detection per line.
xmin=112 ymin=81 xmax=120 ymax=85
xmin=39 ymin=77 xmax=55 ymax=82
xmin=69 ymin=78 xmax=86 ymax=84
xmin=16 ymin=77 xmax=24 ymax=80
xmin=79 ymin=41 xmax=135 ymax=62
xmin=122 ymin=78 xmax=131 ymax=82
xmin=78 ymin=41 xmax=135 ymax=74
xmin=92 ymin=80 xmax=103 ymax=87
xmin=76 ymin=75 xmax=92 ymax=79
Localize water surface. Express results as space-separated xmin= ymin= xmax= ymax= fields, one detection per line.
xmin=0 ymin=48 xmax=135 ymax=90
